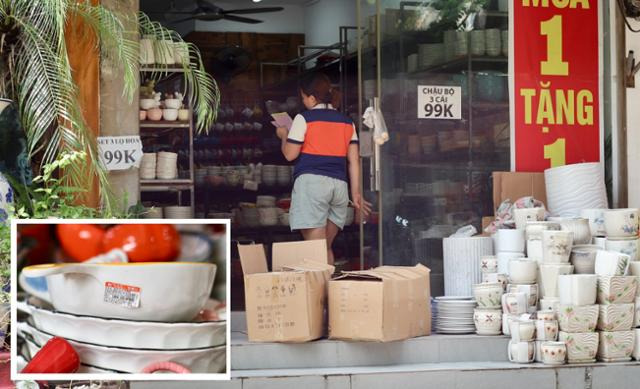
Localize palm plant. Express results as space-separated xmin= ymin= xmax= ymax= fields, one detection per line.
xmin=0 ymin=1 xmax=219 ymax=214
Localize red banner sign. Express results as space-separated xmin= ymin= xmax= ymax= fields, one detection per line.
xmin=511 ymin=0 xmax=602 ymax=171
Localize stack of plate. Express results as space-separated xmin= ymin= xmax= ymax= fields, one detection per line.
xmin=156 ymin=152 xmax=178 ymax=180
xmin=545 ymin=162 xmax=608 ymax=217
xmin=485 ymin=29 xmax=501 ymax=57
xmin=164 ymin=206 xmax=193 ymax=219
xmin=418 ymin=43 xmax=445 ymax=68
xmin=501 ymin=30 xmax=508 ymax=57
xmin=434 ymin=296 xmax=477 ymax=334
xmin=470 ymin=30 xmax=486 ymax=56
xmin=262 ymin=165 xmax=277 ymax=186
xmin=276 ymin=165 xmax=292 ymax=186
xmin=140 ymin=153 xmax=156 ymax=180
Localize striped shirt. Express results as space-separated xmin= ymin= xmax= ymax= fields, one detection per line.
xmin=287 ymin=104 xmax=358 ymax=182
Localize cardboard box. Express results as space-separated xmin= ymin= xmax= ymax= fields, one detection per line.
xmin=328 ymin=264 xmax=431 ymax=342
xmin=238 ymin=240 xmax=334 ymax=342
xmin=492 ymin=171 xmax=547 ymax=212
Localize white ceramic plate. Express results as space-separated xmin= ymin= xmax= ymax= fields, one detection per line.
xmin=17 ymin=322 xmax=226 ymax=374
xmin=17 ymin=300 xmax=226 ymax=350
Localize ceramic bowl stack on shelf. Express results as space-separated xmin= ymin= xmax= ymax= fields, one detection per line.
xmin=434 ymin=296 xmax=476 ymax=334
xmin=164 ymin=206 xmax=193 ymax=219
xmin=485 ymin=29 xmax=502 ymax=57
xmin=156 ymin=152 xmax=178 ymax=180
xmin=417 ymin=43 xmax=444 ymax=68
xmin=501 ymin=30 xmax=508 ymax=57
xmin=140 ymin=153 xmax=157 ymax=180
xmin=276 ymin=165 xmax=292 ymax=186
xmin=474 ymin=257 xmax=503 ymax=336
xmin=469 ymin=30 xmax=485 ymax=56
xmin=261 ymin=165 xmax=278 ymax=186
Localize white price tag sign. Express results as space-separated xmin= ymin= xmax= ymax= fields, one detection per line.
xmin=417 ymin=85 xmax=462 ymax=120
xmin=97 ymin=136 xmax=143 ymax=171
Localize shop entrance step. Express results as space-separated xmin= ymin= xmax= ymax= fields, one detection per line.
xmin=230 ymin=311 xmax=509 ymax=370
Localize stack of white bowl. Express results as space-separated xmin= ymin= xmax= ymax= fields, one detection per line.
xmin=435 ymin=296 xmax=477 ymax=334
xmin=474 ymin=257 xmax=503 ymax=336
xmin=470 ymin=30 xmax=485 ymax=56
xmin=501 ymin=30 xmax=509 ymax=57
xmin=262 ymin=165 xmax=277 ymax=186
xmin=276 ymin=165 xmax=292 ymax=186
xmin=453 ymin=31 xmax=468 ymax=57
xmin=418 ymin=43 xmax=445 ymax=68
xmin=156 ymin=152 xmax=178 ymax=180
xmin=545 ymin=163 xmax=608 ymax=217
xmin=538 ymin=230 xmax=575 ymax=312
xmin=164 ymin=206 xmax=193 ymax=219
xmin=485 ymin=29 xmax=501 ymax=57
xmin=140 ymin=153 xmax=157 ymax=180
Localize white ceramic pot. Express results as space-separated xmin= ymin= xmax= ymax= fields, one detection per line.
xmin=508 ymin=259 xmax=538 ymax=284
xmin=540 ymin=341 xmax=566 ymax=365
xmin=580 ymin=208 xmax=607 ymax=237
xmin=633 ymin=328 xmax=640 ymax=360
xmin=496 ymin=229 xmax=525 ymax=253
xmin=140 ymin=99 xmax=158 ymax=110
xmin=605 ymin=238 xmax=639 ymax=261
xmin=534 ymin=340 xmax=544 ymax=362
xmin=550 ymin=217 xmax=591 ymax=245
xmin=537 ymin=310 xmax=556 ymax=321
xmin=539 ymin=297 xmax=560 ymax=312
xmin=597 ymin=275 xmax=638 ymax=305
xmin=139 ymin=35 xmax=155 ymax=65
xmin=525 ymin=221 xmax=561 ymax=241
xmin=514 ymin=208 xmax=545 ymax=230
xmin=597 ymin=303 xmax=634 ymax=332
xmin=595 ymin=250 xmax=630 ymax=276
xmin=535 ymin=319 xmax=559 ymax=341
xmin=507 ymin=283 xmax=539 ymax=311
xmin=502 ymin=292 xmax=529 ymax=315
xmin=593 ymin=236 xmax=607 ymax=249
xmin=473 ymin=282 xmax=503 ymax=309
xmin=509 ymin=319 xmax=536 ymax=342
xmin=497 ymin=251 xmax=525 ymax=274
xmin=542 ymin=230 xmax=574 ymax=263
xmin=502 ymin=313 xmax=521 ymax=336
xmin=155 ymin=39 xmax=175 ymax=65
xmin=557 ymin=274 xmax=598 ymax=306
xmin=508 ymin=340 xmax=535 ymax=363
xmin=482 ymin=273 xmax=508 ymax=290
xmin=473 ymin=308 xmax=503 ymax=335
xmin=544 ymin=162 xmax=608 ymax=217
xmin=22 ymin=262 xmax=216 ymax=322
xmin=597 ymin=330 xmax=635 ymax=362
xmin=538 ymin=263 xmax=574 ymax=298
xmin=164 ymin=99 xmax=182 ymax=109
xmin=604 ymin=208 xmax=639 ymax=239
xmin=557 ymin=304 xmax=599 ymax=333
xmin=526 ymin=240 xmax=543 ymax=262
xmin=559 ymin=331 xmax=599 ymax=363
xmin=163 ymin=108 xmax=179 ymax=121
xmin=569 ymin=245 xmax=599 ymax=274
xmin=480 ymin=255 xmax=498 ymax=273
xmin=178 ymin=109 xmax=190 ymax=122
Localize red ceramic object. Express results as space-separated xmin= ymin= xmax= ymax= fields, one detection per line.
xmin=22 ymin=337 xmax=80 ymax=374
xmin=102 ymin=224 xmax=180 ymax=262
xmin=56 ymin=224 xmax=105 ymax=262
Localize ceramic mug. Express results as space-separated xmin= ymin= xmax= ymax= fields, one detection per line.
xmin=535 ymin=319 xmax=559 ymax=341
xmin=605 ymin=238 xmax=639 ymax=261
xmin=581 ymin=208 xmax=607 ymax=237
xmin=480 ymin=255 xmax=498 ymax=274
xmin=557 ymin=274 xmax=598 ymax=306
xmin=482 ymin=273 xmax=508 ymax=290
xmin=508 ymin=259 xmax=538 ymax=284
xmin=502 ymin=292 xmax=529 ymax=315
xmin=514 ymin=208 xmax=545 ymax=230
xmin=542 ymin=230 xmax=574 ymax=263
xmin=508 ymin=340 xmax=535 ymax=363
xmin=496 ymin=229 xmax=525 ymax=253
xmin=507 ymin=284 xmax=539 ymax=310
xmin=510 ymin=318 xmax=536 ymax=342
xmin=594 ymin=250 xmax=630 ymax=276
xmin=537 ymin=310 xmax=556 ymax=321
xmin=540 ymin=341 xmax=566 ymax=365
xmin=604 ymin=208 xmax=639 ymax=239
xmin=497 ymin=251 xmax=525 ymax=274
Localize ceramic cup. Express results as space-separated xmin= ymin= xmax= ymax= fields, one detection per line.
xmin=569 ymin=245 xmax=599 ymax=274
xmin=507 ymin=283 xmax=539 ymax=311
xmin=538 ymin=263 xmax=574 ymax=298
xmin=473 ymin=308 xmax=503 ymax=335
xmin=502 ymin=292 xmax=529 ymax=315
xmin=604 ymin=208 xmax=639 ymax=239
xmin=557 ymin=274 xmax=598 ymax=306
xmin=537 ymin=310 xmax=557 ymax=321
xmin=605 ymin=238 xmax=639 ymax=261
xmin=480 ymin=255 xmax=498 ymax=274
xmin=526 ymin=240 xmax=543 ymax=262
xmin=508 ymin=259 xmax=538 ymax=284
xmin=497 ymin=252 xmax=525 ymax=274
xmin=496 ymin=229 xmax=525 ymax=253
xmin=508 ymin=340 xmax=535 ymax=363
xmin=510 ymin=319 xmax=536 ymax=342
xmin=540 ymin=341 xmax=566 ymax=365
xmin=559 ymin=331 xmax=599 ymax=363
xmin=473 ymin=282 xmax=504 ymax=309
xmin=542 ymin=230 xmax=574 ymax=263
xmin=581 ymin=208 xmax=607 ymax=237
xmin=525 ymin=221 xmax=561 ymax=241
xmin=535 ymin=319 xmax=559 ymax=341
xmin=594 ymin=250 xmax=630 ymax=276
xmin=482 ymin=273 xmax=508 ymax=290
xmin=514 ymin=208 xmax=545 ymax=230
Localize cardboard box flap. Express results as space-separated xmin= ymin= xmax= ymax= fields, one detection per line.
xmin=492 ymin=171 xmax=547 ymax=211
xmin=375 ymin=264 xmax=430 ymax=279
xmin=333 ymin=269 xmax=390 ymax=281
xmin=283 ymin=259 xmax=335 ymax=274
xmin=238 ymin=244 xmax=268 ymax=275
xmin=272 ymin=239 xmax=328 ymax=271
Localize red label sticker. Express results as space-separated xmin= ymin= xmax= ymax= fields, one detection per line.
xmin=104 ymin=281 xmax=141 ymax=309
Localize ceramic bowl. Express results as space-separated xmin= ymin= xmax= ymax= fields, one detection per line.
xmin=139 ymin=110 xmax=147 ymax=121
xmin=540 ymin=341 xmax=566 ymax=365
xmin=597 ymin=303 xmax=634 ymax=332
xmin=538 ymin=264 xmax=574 ymax=298
xmin=597 ymin=330 xmax=635 ymax=362
xmin=559 ymin=331 xmax=599 ymax=363
xmin=473 ymin=283 xmax=503 ymax=309
xmin=164 ymin=99 xmax=181 ymax=109
xmin=139 ymin=99 xmax=156 ymax=110
xmin=569 ymin=245 xmax=599 ymax=274
xmin=557 ymin=274 xmax=598 ymax=306
xmin=178 ymin=109 xmax=190 ymax=121
xmin=594 ymin=250 xmax=630 ymax=276
xmin=605 ymin=238 xmax=639 ymax=261
xmin=482 ymin=273 xmax=508 ymax=290
xmin=604 ymin=208 xmax=639 ymax=239
xmin=496 ymin=229 xmax=525 ymax=253
xmin=580 ymin=208 xmax=607 ymax=237
xmin=508 ymin=259 xmax=538 ymax=284
xmin=525 ymin=221 xmax=561 ymax=241
xmin=497 ymin=251 xmax=525 ymax=274
xmin=514 ymin=208 xmax=545 ymax=230
xmin=597 ymin=275 xmax=638 ymax=305
xmin=147 ymin=108 xmax=162 ymax=121
xmin=473 ymin=308 xmax=502 ymax=335
xmin=507 ymin=284 xmax=539 ymax=310
xmin=542 ymin=230 xmax=574 ymax=263
xmin=163 ymin=109 xmax=179 ymax=121
xmin=557 ymin=304 xmax=599 ymax=333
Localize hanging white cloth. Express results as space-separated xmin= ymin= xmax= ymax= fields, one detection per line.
xmin=363 ymin=106 xmax=390 ymax=145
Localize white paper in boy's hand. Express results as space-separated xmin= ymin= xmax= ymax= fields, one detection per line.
xmin=271 ymin=112 xmax=293 ymax=130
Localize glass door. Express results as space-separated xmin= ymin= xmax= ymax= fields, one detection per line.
xmin=358 ymin=0 xmax=511 ymax=296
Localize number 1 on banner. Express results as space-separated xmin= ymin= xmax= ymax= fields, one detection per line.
xmin=541 ymin=15 xmax=568 ymax=76
xmin=544 ymin=138 xmax=566 ymax=167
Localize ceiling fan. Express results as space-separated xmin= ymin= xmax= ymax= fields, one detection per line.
xmin=156 ymin=0 xmax=285 ymax=24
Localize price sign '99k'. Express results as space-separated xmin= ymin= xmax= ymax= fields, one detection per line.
xmin=511 ymin=0 xmax=602 ymax=171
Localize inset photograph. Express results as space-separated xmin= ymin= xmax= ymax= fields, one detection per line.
xmin=11 ymin=220 xmax=229 ymax=380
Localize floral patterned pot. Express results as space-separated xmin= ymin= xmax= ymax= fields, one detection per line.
xmin=597 ymin=303 xmax=635 ymax=332
xmin=597 ymin=276 xmax=638 ymax=305
xmin=604 ymin=208 xmax=639 ymax=239
xmin=597 ymin=330 xmax=635 ymax=362
xmin=473 ymin=283 xmax=503 ymax=309
xmin=559 ymin=331 xmax=599 ymax=363
xmin=473 ymin=308 xmax=502 ymax=335
xmin=0 ymin=172 xmax=12 ymax=223
xmin=557 ymin=304 xmax=598 ymax=333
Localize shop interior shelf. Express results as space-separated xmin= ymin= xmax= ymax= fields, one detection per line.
xmin=140 ymin=121 xmax=190 ymax=128
xmin=140 ymin=179 xmax=194 ymax=192
xmin=140 ymin=66 xmax=187 ymax=73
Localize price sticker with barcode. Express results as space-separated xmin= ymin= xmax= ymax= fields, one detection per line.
xmin=104 ymin=281 xmax=141 ymax=309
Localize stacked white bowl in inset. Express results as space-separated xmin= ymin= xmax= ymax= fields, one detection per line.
xmin=156 ymin=152 xmax=178 ymax=180
xmin=485 ymin=29 xmax=501 ymax=57
xmin=545 ymin=163 xmax=608 ymax=217
xmin=140 ymin=153 xmax=157 ymax=180
xmin=164 ymin=206 xmax=193 ymax=219
xmin=454 ymin=31 xmax=468 ymax=57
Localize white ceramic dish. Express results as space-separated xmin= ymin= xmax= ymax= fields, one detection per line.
xmin=18 ymin=322 xmax=226 ymax=374
xmin=22 ymin=262 xmax=216 ymax=322
xmin=17 ymin=300 xmax=225 ymax=350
